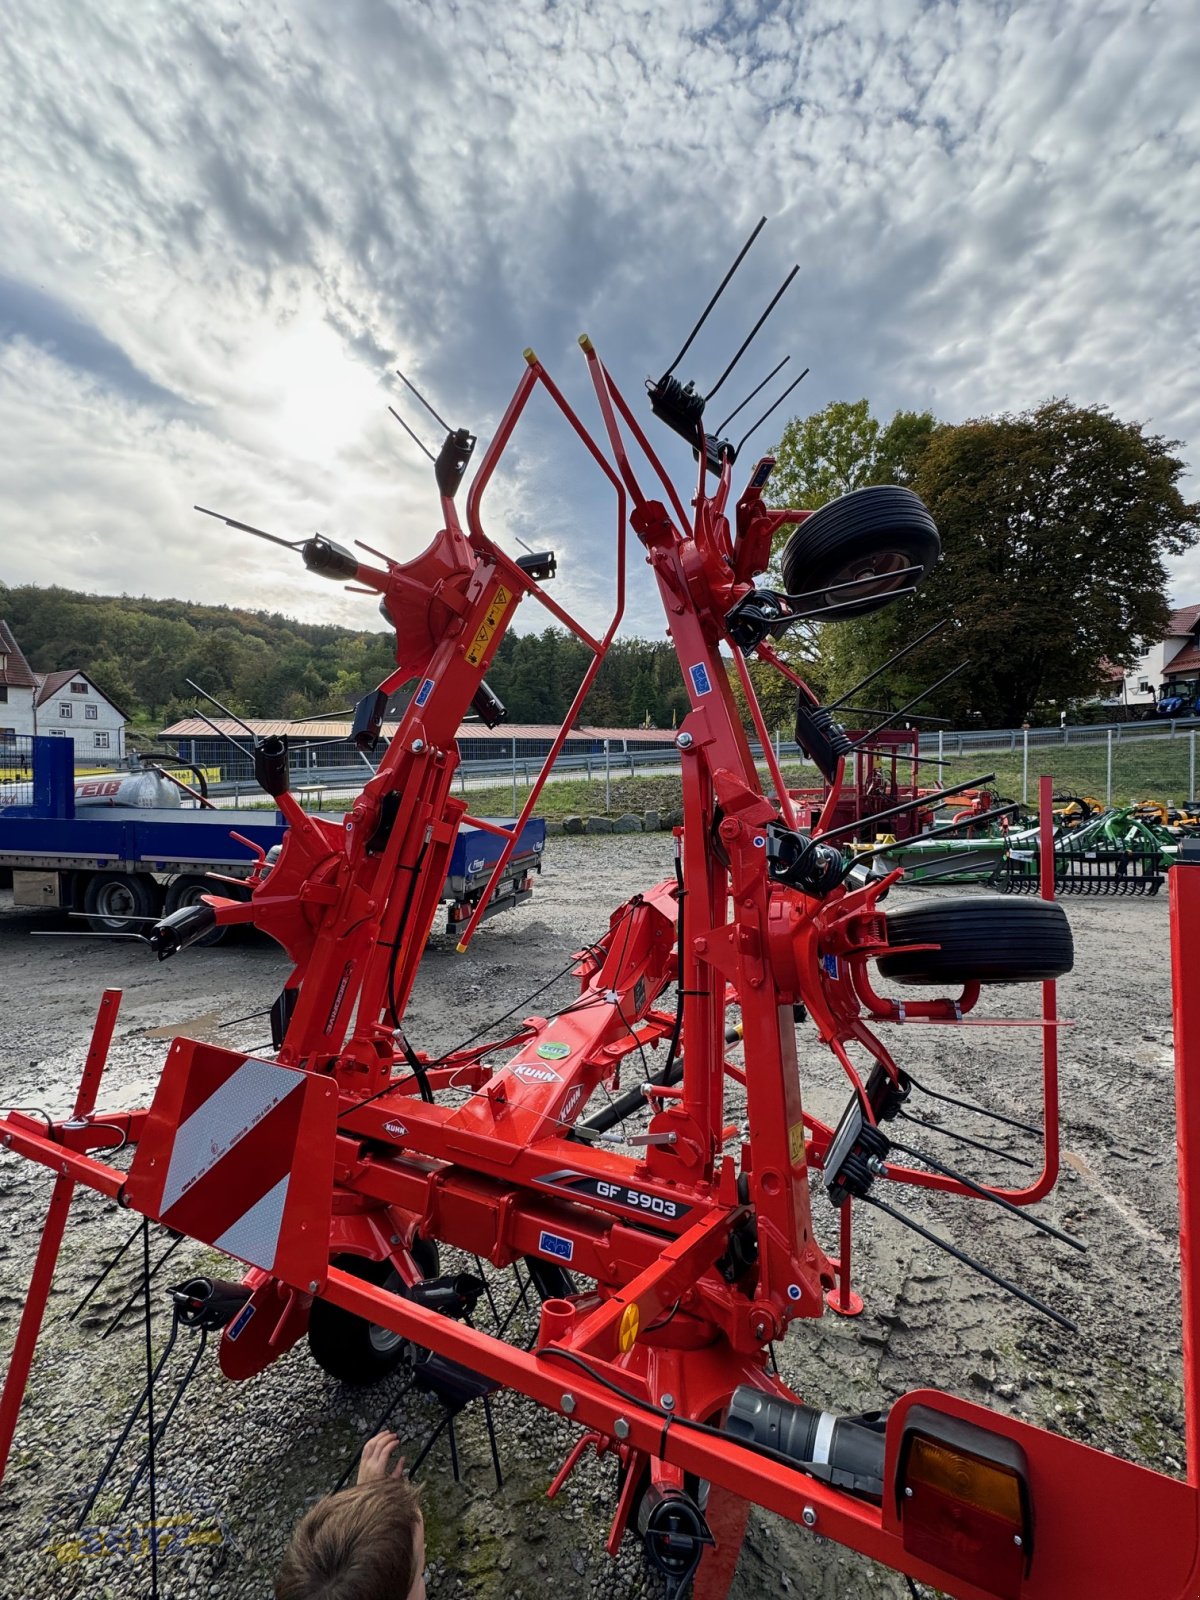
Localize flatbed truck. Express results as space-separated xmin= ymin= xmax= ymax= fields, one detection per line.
xmin=0 ymin=737 xmax=544 ymax=939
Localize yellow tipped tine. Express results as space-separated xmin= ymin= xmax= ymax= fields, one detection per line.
xmin=578 ymin=333 xmax=594 ymax=352
xmin=523 ymin=347 xmax=538 ymax=366
xmin=455 ymin=941 xmax=469 ymax=954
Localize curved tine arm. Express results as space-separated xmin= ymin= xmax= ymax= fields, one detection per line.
xmin=729 ymin=647 xmax=797 ymax=829
xmin=465 ymin=359 xmax=542 ymax=549
xmin=578 ymin=338 xmax=649 ymax=509
xmin=710 ymin=448 xmax=736 ymax=533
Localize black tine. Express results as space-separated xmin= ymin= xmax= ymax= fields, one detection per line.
xmin=886 ymin=1137 xmax=1085 ymax=1250
xmin=661 ymin=217 xmax=767 ymax=378
xmin=861 ymin=1193 xmax=1075 ymax=1332
xmin=904 ymin=1070 xmax=1044 ymax=1137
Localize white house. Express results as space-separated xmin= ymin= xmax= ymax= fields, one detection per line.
xmin=0 ymin=620 xmax=128 ymax=759
xmin=0 ymin=620 xmax=39 ymax=739
xmin=1114 ymin=603 xmax=1200 ymax=712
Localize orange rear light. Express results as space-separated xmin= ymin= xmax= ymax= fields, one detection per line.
xmin=905 ymin=1434 xmax=1024 ymax=1521
xmin=897 ymin=1406 xmax=1031 ymax=1600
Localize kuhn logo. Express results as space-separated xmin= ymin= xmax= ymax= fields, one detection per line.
xmin=383 ymin=1120 xmax=408 ymax=1137
xmin=514 ymin=1063 xmax=561 ymax=1085
xmin=561 ymin=1086 xmax=583 ymax=1120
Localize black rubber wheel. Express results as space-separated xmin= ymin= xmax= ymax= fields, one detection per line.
xmin=779 ymin=485 xmax=940 ymax=620
xmin=876 ymin=895 xmax=1073 ymax=986
xmin=308 ymin=1240 xmax=440 ymax=1386
xmin=164 ymin=875 xmax=229 ymax=946
xmin=82 ymin=872 xmax=162 ymax=935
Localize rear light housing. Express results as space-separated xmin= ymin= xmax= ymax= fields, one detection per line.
xmin=896 ymin=1405 xmax=1032 ymax=1599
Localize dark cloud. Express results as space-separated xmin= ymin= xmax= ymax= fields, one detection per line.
xmin=0 ymin=275 xmax=186 ymax=412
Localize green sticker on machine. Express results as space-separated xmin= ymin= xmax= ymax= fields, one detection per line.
xmin=537 ymin=1042 xmax=571 ymax=1061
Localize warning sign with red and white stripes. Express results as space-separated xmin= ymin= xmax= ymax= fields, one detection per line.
xmin=127 ymin=1039 xmax=336 ymax=1291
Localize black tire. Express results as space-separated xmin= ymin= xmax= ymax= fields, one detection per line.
xmin=876 ymin=895 xmax=1073 ymax=986
xmin=164 ymin=875 xmax=229 ymax=946
xmin=82 ymin=871 xmax=162 ymax=935
xmin=779 ymin=485 xmax=940 ymax=620
xmin=308 ymin=1240 xmax=440 ymax=1386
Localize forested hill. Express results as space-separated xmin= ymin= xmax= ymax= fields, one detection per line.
xmin=0 ymin=583 xmax=688 ymax=729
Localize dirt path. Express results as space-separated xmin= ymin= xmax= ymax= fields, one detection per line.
xmin=0 ymin=841 xmax=1184 ymax=1599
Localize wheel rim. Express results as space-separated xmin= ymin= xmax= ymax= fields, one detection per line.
xmin=95 ymin=882 xmax=137 ymax=920
xmin=825 ymin=547 xmax=915 ymax=604
xmin=367 ymin=1268 xmax=406 ymax=1355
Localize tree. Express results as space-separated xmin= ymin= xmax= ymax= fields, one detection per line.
xmin=770 ymin=399 xmax=936 ymax=513
xmin=749 ymin=401 xmax=937 ymax=728
xmin=815 ymin=400 xmax=1200 ymax=727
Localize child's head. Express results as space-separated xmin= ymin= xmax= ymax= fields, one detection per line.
xmin=274 ymin=1477 xmax=425 ymax=1600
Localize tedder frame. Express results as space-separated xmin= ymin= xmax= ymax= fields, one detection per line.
xmin=3 ymin=324 xmax=1200 ymax=1600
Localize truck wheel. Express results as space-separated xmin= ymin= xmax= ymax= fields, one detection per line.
xmin=876 ymin=896 xmax=1073 ymax=985
xmin=308 ymin=1241 xmax=440 ymax=1386
xmin=164 ymin=875 xmax=229 ymax=946
xmin=82 ymin=872 xmax=162 ymax=935
xmin=780 ymin=485 xmax=940 ymax=620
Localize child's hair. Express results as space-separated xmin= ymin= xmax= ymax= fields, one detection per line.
xmin=274 ymin=1477 xmax=423 ymax=1600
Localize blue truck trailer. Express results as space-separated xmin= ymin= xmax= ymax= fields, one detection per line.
xmin=0 ymin=737 xmax=545 ymax=939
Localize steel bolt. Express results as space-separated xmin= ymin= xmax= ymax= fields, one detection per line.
xmin=308 ymin=1280 xmax=319 ymax=1293
xmin=867 ymin=1155 xmax=887 ymax=1176
xmin=659 ymin=1393 xmax=675 ymax=1412
xmin=904 ymin=1486 xmax=913 ymax=1499
xmin=676 ymin=732 xmax=693 ymax=749
xmin=802 ymin=1506 xmax=817 ymax=1528
xmin=1013 ymin=1535 xmax=1023 ymax=1548
xmin=561 ymin=1393 xmax=577 ymax=1415
xmin=412 ymin=739 xmax=425 ymax=753
xmin=614 ymin=1418 xmax=630 ymax=1440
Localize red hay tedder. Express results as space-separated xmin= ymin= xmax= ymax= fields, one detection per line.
xmin=4 ymin=245 xmax=1200 ymax=1599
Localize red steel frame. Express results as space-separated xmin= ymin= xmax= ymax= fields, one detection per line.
xmin=3 ymin=342 xmax=1200 ymax=1598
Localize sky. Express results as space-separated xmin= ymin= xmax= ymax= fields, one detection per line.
xmin=1 ymin=0 xmax=1198 ymax=646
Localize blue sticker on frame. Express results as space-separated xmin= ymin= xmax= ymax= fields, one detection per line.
xmin=538 ymin=1229 xmax=574 ymax=1262
xmin=689 ymin=663 xmax=712 ymax=697
xmin=415 ymin=678 xmax=435 ymax=707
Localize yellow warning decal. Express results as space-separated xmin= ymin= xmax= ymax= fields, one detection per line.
xmin=619 ymin=1302 xmax=640 ymax=1352
xmin=465 ymin=584 xmax=513 ymax=666
xmin=788 ymin=1120 xmax=806 ymax=1165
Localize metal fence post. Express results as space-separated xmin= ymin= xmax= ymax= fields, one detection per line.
xmin=1191 ymin=729 xmax=1196 ymax=802
xmin=605 ymin=739 xmax=611 ymax=814
xmin=1022 ymin=726 xmax=1029 ymax=806
xmin=938 ymin=729 xmax=944 ymax=765
xmin=1106 ymin=729 xmax=1113 ymax=806
xmin=511 ymin=739 xmax=517 ymax=814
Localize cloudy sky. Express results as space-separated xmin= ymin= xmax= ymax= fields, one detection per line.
xmin=2 ymin=0 xmax=1198 ymax=643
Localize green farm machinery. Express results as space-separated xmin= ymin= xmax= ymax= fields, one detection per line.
xmin=859 ymin=793 xmax=1199 ymax=896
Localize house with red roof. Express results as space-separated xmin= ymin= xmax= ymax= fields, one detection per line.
xmin=1114 ymin=603 xmax=1200 ymax=712
xmin=0 ymin=621 xmax=128 ymax=758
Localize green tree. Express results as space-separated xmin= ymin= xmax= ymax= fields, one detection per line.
xmin=820 ymin=400 xmax=1200 ymax=726
xmin=750 ymin=400 xmax=936 ymax=727
xmin=770 ymin=399 xmax=936 ymax=513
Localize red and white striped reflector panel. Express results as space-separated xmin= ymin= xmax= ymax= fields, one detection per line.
xmin=126 ymin=1039 xmax=337 ymax=1291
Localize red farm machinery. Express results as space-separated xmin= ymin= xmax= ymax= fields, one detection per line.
xmin=4 ymin=235 xmax=1200 ymax=1600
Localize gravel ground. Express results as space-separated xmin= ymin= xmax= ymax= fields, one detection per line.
xmin=0 ymin=838 xmax=1185 ymax=1600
